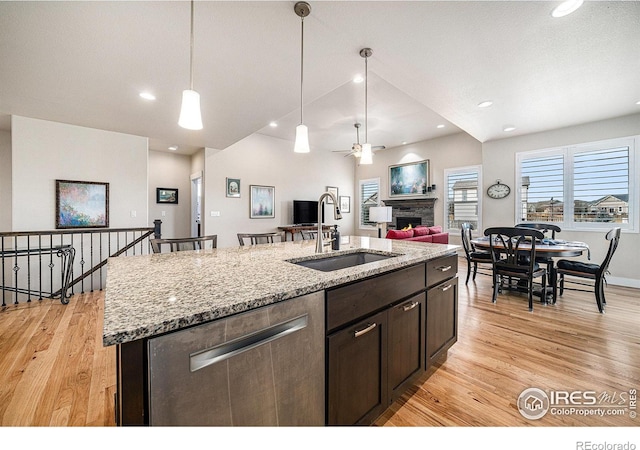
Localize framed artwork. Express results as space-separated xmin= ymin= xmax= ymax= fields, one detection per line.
xmin=326 ymin=186 xmax=339 ymax=204
xmin=226 ymin=177 xmax=241 ymax=198
xmin=250 ymin=185 xmax=275 ymax=219
xmin=55 ymin=179 xmax=109 ymax=229
xmin=339 ymin=195 xmax=351 ymax=213
xmin=156 ymin=188 xmax=178 ymax=204
xmin=389 ymin=160 xmax=429 ymax=198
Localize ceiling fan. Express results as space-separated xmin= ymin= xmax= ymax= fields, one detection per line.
xmin=333 ymin=123 xmax=385 ymax=158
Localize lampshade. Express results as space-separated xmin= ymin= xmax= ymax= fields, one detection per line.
xmin=360 ymin=143 xmax=373 ymax=165
xmin=178 ymin=89 xmax=203 ymax=130
xmin=369 ymin=206 xmax=392 ymax=223
xmin=294 ymin=124 xmax=310 ymax=153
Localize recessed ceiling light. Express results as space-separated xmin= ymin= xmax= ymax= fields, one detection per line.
xmin=168 ymin=145 xmax=178 ymax=151
xmin=437 ymin=124 xmax=445 ymax=129
xmin=551 ymin=0 xmax=584 ymax=18
xmin=353 ymin=75 xmax=364 ymax=83
xmin=503 ymin=126 xmax=516 ymax=132
xmin=402 ymin=141 xmax=408 ymax=145
xmin=636 ymin=100 xmax=640 ymax=105
xmin=139 ymin=92 xmax=156 ymax=101
xmin=477 ymin=101 xmax=493 ymax=108
xmin=269 ymin=121 xmax=278 ymax=128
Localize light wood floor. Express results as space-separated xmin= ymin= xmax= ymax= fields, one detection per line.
xmin=1 ymin=257 xmax=639 ymax=427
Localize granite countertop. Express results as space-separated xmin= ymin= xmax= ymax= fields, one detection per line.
xmin=103 ymin=236 xmax=459 ymax=346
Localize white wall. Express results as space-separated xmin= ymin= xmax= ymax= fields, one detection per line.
xmin=148 ymin=150 xmax=192 ymax=239
xmin=482 ymin=113 xmax=640 ymax=287
xmin=11 ymin=116 xmax=148 ymax=230
xmin=356 ymin=132 xmax=483 ymax=238
xmin=0 ymin=130 xmax=11 ymax=231
xmin=203 ymin=133 xmax=356 ymax=248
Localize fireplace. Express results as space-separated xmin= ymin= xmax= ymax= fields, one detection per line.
xmin=385 ymin=198 xmax=437 ymax=230
xmin=396 ymin=217 xmax=422 ymax=229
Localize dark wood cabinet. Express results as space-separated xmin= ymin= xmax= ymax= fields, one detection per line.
xmin=326 ymin=255 xmax=459 ymax=426
xmin=327 ymin=310 xmax=388 ymax=425
xmin=388 ymin=292 xmax=426 ymax=402
xmin=426 ymin=276 xmax=458 ymax=368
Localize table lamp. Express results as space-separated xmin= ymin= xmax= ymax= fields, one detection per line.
xmin=369 ymin=206 xmax=393 ymax=238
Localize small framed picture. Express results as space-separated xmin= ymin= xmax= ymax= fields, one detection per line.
xmin=326 ymin=186 xmax=338 ymax=204
xmin=226 ymin=177 xmax=241 ymax=198
xmin=339 ymin=195 xmax=351 ymax=213
xmin=250 ymin=185 xmax=275 ymax=219
xmin=156 ymin=188 xmax=178 ymax=204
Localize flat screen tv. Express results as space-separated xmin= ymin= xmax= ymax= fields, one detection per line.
xmin=293 ymin=200 xmax=324 ymax=225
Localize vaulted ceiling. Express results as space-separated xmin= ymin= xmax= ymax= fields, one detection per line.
xmin=1 ymin=1 xmax=638 ymax=155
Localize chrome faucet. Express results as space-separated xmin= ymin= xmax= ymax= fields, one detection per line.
xmin=316 ymin=192 xmax=342 ymax=253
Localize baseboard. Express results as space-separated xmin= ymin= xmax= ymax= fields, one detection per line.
xmin=607 ymin=276 xmax=640 ymax=289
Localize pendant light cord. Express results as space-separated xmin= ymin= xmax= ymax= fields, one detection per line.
xmin=189 ymin=0 xmax=195 ymax=90
xmin=300 ymin=15 xmax=304 ymax=125
xmin=364 ymin=53 xmax=368 ymax=143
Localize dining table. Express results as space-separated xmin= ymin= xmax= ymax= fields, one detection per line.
xmin=470 ymin=236 xmax=589 ymax=303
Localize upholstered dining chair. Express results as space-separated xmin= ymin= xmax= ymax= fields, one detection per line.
xmin=484 ymin=227 xmax=547 ymax=311
xmin=555 ymin=227 xmax=621 ymax=313
xmin=460 ymin=222 xmax=493 ymax=285
xmin=150 ymin=235 xmax=217 ymax=254
xmin=237 ymin=232 xmax=283 ymax=246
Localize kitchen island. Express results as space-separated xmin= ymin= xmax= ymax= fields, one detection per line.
xmin=104 ymin=236 xmax=460 ymax=426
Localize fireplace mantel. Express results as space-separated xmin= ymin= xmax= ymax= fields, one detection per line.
xmin=384 ymin=198 xmax=438 ymax=229
xmin=384 ymin=198 xmax=437 ymax=208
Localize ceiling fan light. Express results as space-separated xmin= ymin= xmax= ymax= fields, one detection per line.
xmin=178 ymin=89 xmax=203 ymax=130
xmin=360 ymin=143 xmax=373 ymax=165
xmin=294 ymin=124 xmax=310 ymax=153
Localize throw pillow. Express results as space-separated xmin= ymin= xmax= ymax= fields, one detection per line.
xmin=413 ymin=226 xmax=429 ymax=236
xmin=428 ymin=225 xmax=443 ymax=235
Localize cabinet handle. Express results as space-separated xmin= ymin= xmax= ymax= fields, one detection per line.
xmin=354 ymin=322 xmax=377 ymax=338
xmin=189 ymin=314 xmax=308 ymax=372
xmin=437 ymin=265 xmax=452 ymax=272
xmin=402 ymin=301 xmax=419 ymax=312
xmin=440 ymin=284 xmax=453 ymax=292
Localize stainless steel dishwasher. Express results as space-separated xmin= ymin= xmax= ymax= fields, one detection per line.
xmin=147 ymin=291 xmax=324 ymax=426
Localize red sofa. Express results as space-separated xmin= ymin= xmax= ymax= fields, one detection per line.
xmin=385 ymin=225 xmax=449 ymax=244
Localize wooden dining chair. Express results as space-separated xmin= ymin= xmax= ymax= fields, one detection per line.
xmin=515 ymin=222 xmax=562 ymax=280
xmin=150 ymin=235 xmax=217 ymax=254
xmin=460 ymin=222 xmax=493 ymax=285
xmin=555 ymin=227 xmax=621 ymax=313
xmin=484 ymin=227 xmax=547 ymax=311
xmin=237 ymin=232 xmax=282 ymax=246
xmin=300 ymin=230 xmax=331 ymax=240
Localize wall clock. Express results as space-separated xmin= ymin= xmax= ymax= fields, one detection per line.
xmin=487 ymin=181 xmax=511 ymax=199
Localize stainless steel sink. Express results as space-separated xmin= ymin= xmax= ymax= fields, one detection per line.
xmin=288 ymin=250 xmax=399 ymax=272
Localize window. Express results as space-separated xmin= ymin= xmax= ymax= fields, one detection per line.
xmin=516 ymin=136 xmax=638 ymax=231
xmin=444 ymin=166 xmax=481 ymax=233
xmin=358 ymin=178 xmax=380 ymax=229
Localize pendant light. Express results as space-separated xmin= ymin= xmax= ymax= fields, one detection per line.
xmin=178 ymin=0 xmax=203 ymax=130
xmin=359 ymin=48 xmax=373 ymax=165
xmin=293 ymin=2 xmax=311 ymax=153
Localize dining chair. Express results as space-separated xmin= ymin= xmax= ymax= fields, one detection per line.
xmin=237 ymin=232 xmax=283 ymax=246
xmin=460 ymin=222 xmax=493 ymax=285
xmin=150 ymin=235 xmax=217 ymax=254
xmin=555 ymin=227 xmax=621 ymax=313
xmin=515 ymin=222 xmax=562 ymax=280
xmin=300 ymin=230 xmax=331 ymax=240
xmin=484 ymin=227 xmax=547 ymax=311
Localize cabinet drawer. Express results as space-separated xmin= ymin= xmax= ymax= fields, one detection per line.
xmin=426 ymin=254 xmax=458 ymax=288
xmin=326 ymin=263 xmax=426 ymax=332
